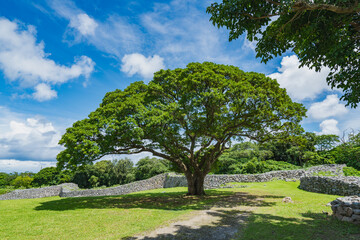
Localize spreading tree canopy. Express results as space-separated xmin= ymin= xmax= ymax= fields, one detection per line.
xmin=57 ymin=62 xmax=306 ymax=195
xmin=207 ymin=0 xmax=360 ymax=107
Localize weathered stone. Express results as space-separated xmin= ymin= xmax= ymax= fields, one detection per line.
xmin=300 ymin=175 xmax=360 ymax=196
xmin=342 ymin=216 xmax=353 ymax=222
xmin=353 ymin=209 xmax=360 ymax=215
xmin=351 ymin=214 xmax=360 ymax=221
xmin=331 ymin=204 xmax=339 ymax=212
xmin=0 ymin=185 xmax=62 ymax=200
xmin=330 ymin=196 xmax=360 ymax=224
xmin=282 ymin=197 xmax=293 ymax=203
xmin=345 ymin=207 xmax=353 ymax=217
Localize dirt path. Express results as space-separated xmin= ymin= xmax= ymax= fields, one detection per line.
xmin=127 ymin=192 xmax=258 ymax=240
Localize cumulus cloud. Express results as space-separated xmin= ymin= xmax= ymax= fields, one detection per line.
xmin=0 ymin=18 xmax=95 ymax=101
xmin=0 ymin=106 xmax=63 ymax=161
xmin=69 ymin=13 xmax=98 ymax=36
xmin=308 ymin=95 xmax=348 ymax=120
xmin=0 ymin=160 xmax=56 ymax=173
xmin=268 ymin=55 xmax=331 ymax=101
xmin=316 ymin=119 xmax=341 ymax=136
xmin=33 ymin=83 xmax=58 ymax=101
xmin=48 ymin=0 xmax=142 ymax=57
xmin=121 ymin=53 xmax=165 ymax=79
xmin=48 ymin=0 xmax=250 ymax=71
xmin=139 ymin=0 xmax=244 ymax=68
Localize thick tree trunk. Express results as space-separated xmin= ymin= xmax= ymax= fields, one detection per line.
xmin=185 ymin=173 xmax=206 ymax=196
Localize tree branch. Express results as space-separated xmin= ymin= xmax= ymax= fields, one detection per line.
xmin=292 ymin=1 xmax=360 ymax=14
xmin=243 ymin=13 xmax=279 ymax=20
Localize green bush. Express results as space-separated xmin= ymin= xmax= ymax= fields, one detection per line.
xmin=343 ymin=167 xmax=360 ymax=177
xmin=0 ymin=187 xmax=14 ymax=195
xmin=11 ymin=176 xmax=33 ymax=188
xmin=32 ymin=167 xmax=59 ymax=187
xmin=230 ymin=159 xmax=300 ymax=174
xmin=303 ymin=151 xmax=335 ymax=167
xmin=135 ymin=157 xmax=170 ymax=180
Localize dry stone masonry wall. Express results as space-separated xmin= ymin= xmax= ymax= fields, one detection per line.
xmin=299 ymin=176 xmax=360 ymax=196
xmin=165 ymin=164 xmax=345 ymax=189
xmin=330 ymin=196 xmax=360 ymax=224
xmin=0 ymin=164 xmax=348 ymax=200
xmin=60 ymin=173 xmax=166 ymax=198
xmin=0 ymin=185 xmax=62 ymax=200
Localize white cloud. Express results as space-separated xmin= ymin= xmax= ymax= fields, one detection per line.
xmin=268 ymin=55 xmax=332 ymax=101
xmin=0 ymin=106 xmax=63 ymax=161
xmin=0 ymin=160 xmax=56 ymax=173
xmin=69 ymin=13 xmax=98 ymax=36
xmin=49 ymin=0 xmax=142 ymax=57
xmin=0 ymin=18 xmax=95 ymax=101
xmin=49 ymin=0 xmax=250 ymax=71
xmin=308 ymin=95 xmax=348 ymax=120
xmin=316 ymin=119 xmax=340 ymax=136
xmin=140 ymin=0 xmax=242 ymax=68
xmin=33 ymin=83 xmax=58 ymax=101
xmin=121 ymin=53 xmax=165 ymax=79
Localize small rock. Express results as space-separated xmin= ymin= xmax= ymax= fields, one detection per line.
xmin=345 ymin=207 xmax=353 ymax=217
xmin=282 ymin=197 xmax=293 ymax=203
xmin=342 ymin=216 xmax=353 ymax=222
xmin=353 ymin=209 xmax=360 ymax=215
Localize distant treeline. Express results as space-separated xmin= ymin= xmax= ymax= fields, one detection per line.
xmin=0 ymin=157 xmax=171 ymax=189
xmin=1 ymin=132 xmax=360 ymax=190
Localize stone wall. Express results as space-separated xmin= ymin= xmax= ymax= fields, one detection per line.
xmin=0 ymin=185 xmax=62 ymax=200
xmin=60 ymin=173 xmax=166 ymax=198
xmin=0 ymin=164 xmax=347 ymax=200
xmin=299 ymin=176 xmax=360 ymax=196
xmin=330 ymin=196 xmax=360 ymax=223
xmin=165 ymin=164 xmax=346 ymax=189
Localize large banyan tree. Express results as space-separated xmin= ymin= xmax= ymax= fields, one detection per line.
xmin=57 ymin=62 xmax=306 ymax=195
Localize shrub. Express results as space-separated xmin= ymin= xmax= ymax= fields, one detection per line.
xmin=135 ymin=157 xmax=170 ymax=180
xmin=32 ymin=167 xmax=59 ymax=187
xmin=11 ymin=176 xmax=33 ymax=188
xmin=303 ymin=151 xmax=335 ymax=167
xmin=0 ymin=187 xmax=14 ymax=195
xmin=232 ymin=159 xmax=300 ymax=174
xmin=343 ymin=167 xmax=360 ymax=177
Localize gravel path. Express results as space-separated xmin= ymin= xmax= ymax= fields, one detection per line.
xmin=127 ymin=192 xmax=258 ymax=240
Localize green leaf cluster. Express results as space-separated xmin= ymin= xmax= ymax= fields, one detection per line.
xmin=207 ymin=0 xmax=360 ymax=107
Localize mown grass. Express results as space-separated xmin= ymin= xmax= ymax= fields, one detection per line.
xmin=1 ymin=181 xmax=360 ymax=240
xmin=0 ymin=188 xmax=231 ymax=240
xmin=228 ymin=181 xmax=360 ymax=240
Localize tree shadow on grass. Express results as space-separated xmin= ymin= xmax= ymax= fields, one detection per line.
xmin=121 ymin=211 xmax=360 ymax=240
xmin=34 ymin=190 xmax=282 ymax=211
xmin=239 ymin=212 xmax=360 ymax=240
xmin=123 ymin=209 xmax=252 ymax=240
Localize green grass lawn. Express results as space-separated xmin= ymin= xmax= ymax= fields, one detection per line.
xmin=229 ymin=181 xmax=360 ymax=240
xmin=0 ymin=188 xmax=231 ymax=240
xmin=1 ymin=182 xmax=359 ymax=240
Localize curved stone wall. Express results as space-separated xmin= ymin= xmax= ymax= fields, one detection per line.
xmin=0 ymin=164 xmax=346 ymax=200
xmin=299 ymin=176 xmax=360 ymax=196
xmin=60 ymin=173 xmax=166 ymax=198
xmin=0 ymin=185 xmax=62 ymax=200
xmin=165 ymin=164 xmax=345 ymax=189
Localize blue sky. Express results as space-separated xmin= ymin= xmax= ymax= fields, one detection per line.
xmin=0 ymin=0 xmax=359 ymax=173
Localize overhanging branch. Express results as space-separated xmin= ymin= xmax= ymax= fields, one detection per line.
xmin=292 ymin=1 xmax=360 ymax=14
